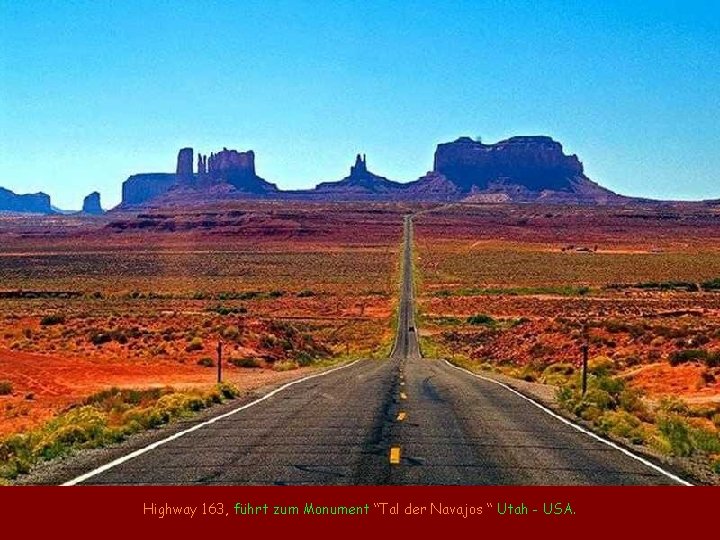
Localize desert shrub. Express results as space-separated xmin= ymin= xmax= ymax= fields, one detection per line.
xmin=216 ymin=383 xmax=239 ymax=400
xmin=222 ymin=325 xmax=241 ymax=340
xmin=185 ymin=337 xmax=203 ymax=352
xmin=229 ymin=357 xmax=261 ymax=368
xmin=618 ymin=388 xmax=646 ymax=415
xmin=466 ymin=314 xmax=496 ymax=326
xmin=543 ymin=363 xmax=575 ymax=376
xmin=273 ymin=360 xmax=298 ymax=372
xmin=259 ymin=335 xmax=277 ymax=348
xmin=40 ymin=314 xmax=65 ymax=326
xmin=657 ymin=415 xmax=694 ymax=457
xmin=0 ymin=385 xmax=241 ymax=481
xmin=89 ymin=331 xmax=112 ymax=346
xmin=295 ymin=352 xmax=314 ymax=367
xmin=197 ymin=357 xmax=215 ymax=367
xmin=213 ymin=306 xmax=247 ymax=316
xmin=588 ymin=356 xmax=616 ymax=377
xmin=690 ymin=426 xmax=720 ymax=454
xmin=669 ymin=349 xmax=720 ymax=368
xmin=701 ymin=277 xmax=720 ymax=291
xmin=0 ymin=381 xmax=13 ymax=395
xmin=598 ymin=410 xmax=645 ymax=443
xmin=297 ymin=290 xmax=316 ymax=297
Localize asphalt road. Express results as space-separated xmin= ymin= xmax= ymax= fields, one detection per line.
xmin=64 ymin=216 xmax=684 ymax=485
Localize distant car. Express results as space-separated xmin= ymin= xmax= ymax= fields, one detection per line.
xmin=408 ymin=326 xmax=415 ymax=332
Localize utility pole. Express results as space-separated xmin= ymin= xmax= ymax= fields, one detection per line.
xmin=581 ymin=342 xmax=589 ymax=396
xmin=581 ymin=322 xmax=589 ymax=396
xmin=217 ymin=341 xmax=223 ymax=384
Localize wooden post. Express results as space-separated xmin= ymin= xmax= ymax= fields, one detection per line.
xmin=581 ymin=343 xmax=589 ymax=396
xmin=217 ymin=341 xmax=223 ymax=384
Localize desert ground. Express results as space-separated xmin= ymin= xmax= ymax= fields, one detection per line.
xmin=0 ymin=202 xmax=404 ymax=443
xmin=2 ymin=201 xmax=720 ymax=481
xmin=414 ymin=203 xmax=720 ymax=477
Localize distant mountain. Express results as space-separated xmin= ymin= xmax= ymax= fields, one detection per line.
xmin=115 ymin=135 xmax=643 ymax=208
xmin=406 ymin=136 xmax=625 ymax=204
xmin=0 ymin=187 xmax=53 ymax=214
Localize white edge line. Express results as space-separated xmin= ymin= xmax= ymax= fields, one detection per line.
xmin=444 ymin=360 xmax=693 ymax=486
xmin=62 ymin=360 xmax=361 ymax=486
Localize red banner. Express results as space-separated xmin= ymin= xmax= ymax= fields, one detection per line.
xmin=1 ymin=486 xmax=715 ymax=536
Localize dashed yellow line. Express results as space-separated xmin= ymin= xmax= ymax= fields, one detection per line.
xmin=397 ymin=411 xmax=407 ymax=421
xmin=400 ymin=392 xmax=407 ymax=400
xmin=389 ymin=447 xmax=401 ymax=464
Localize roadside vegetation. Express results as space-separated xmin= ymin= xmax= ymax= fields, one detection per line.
xmin=0 ymin=383 xmax=241 ymax=483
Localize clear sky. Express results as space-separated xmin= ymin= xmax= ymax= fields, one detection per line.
xmin=1 ymin=0 xmax=718 ymax=209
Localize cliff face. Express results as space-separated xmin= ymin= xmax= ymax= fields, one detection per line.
xmin=0 ymin=187 xmax=53 ymax=213
xmin=121 ymin=173 xmax=176 ymax=207
xmin=204 ymin=148 xmax=277 ymax=193
xmin=82 ymin=191 xmax=104 ymax=215
xmin=120 ymin=147 xmax=278 ymax=207
xmin=434 ymin=136 xmax=583 ymax=192
xmin=118 ymin=135 xmax=628 ymax=207
xmin=409 ymin=135 xmax=621 ymax=203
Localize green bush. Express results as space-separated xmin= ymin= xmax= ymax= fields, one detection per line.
xmin=197 ymin=357 xmax=215 ymax=367
xmin=222 ymin=325 xmax=241 ymax=340
xmin=466 ymin=314 xmax=496 ymax=326
xmin=657 ymin=415 xmax=694 ymax=457
xmin=185 ymin=337 xmax=204 ymax=352
xmin=89 ymin=331 xmax=112 ymax=346
xmin=0 ymin=381 xmax=13 ymax=395
xmin=297 ymin=290 xmax=316 ymax=297
xmin=273 ymin=360 xmax=298 ymax=372
xmin=542 ymin=363 xmax=575 ymax=385
xmin=216 ymin=383 xmax=239 ymax=400
xmin=588 ymin=356 xmax=616 ymax=377
xmin=229 ymin=357 xmax=261 ymax=368
xmin=0 ymin=385 xmax=241 ymax=481
xmin=40 ymin=314 xmax=65 ymax=326
xmin=598 ymin=410 xmax=646 ymax=444
xmin=295 ymin=352 xmax=314 ymax=367
xmin=668 ymin=349 xmax=720 ymax=368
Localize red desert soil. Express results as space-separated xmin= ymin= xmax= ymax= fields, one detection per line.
xmin=0 ymin=347 xmax=317 ymax=436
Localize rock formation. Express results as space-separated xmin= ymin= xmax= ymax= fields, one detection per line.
xmin=175 ymin=147 xmax=194 ymax=185
xmin=117 ymin=135 xmax=630 ymax=207
xmin=82 ymin=191 xmax=104 ymax=215
xmin=203 ymin=148 xmax=277 ymax=193
xmin=313 ymin=154 xmax=402 ymax=197
xmin=0 ymin=187 xmax=53 ymax=213
xmin=120 ymin=146 xmax=278 ymax=207
xmin=407 ymin=136 xmax=623 ymax=203
xmin=121 ymin=173 xmax=176 ymax=207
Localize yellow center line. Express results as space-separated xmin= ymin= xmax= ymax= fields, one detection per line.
xmin=400 ymin=392 xmax=407 ymax=400
xmin=389 ymin=447 xmax=401 ymax=465
xmin=397 ymin=411 xmax=407 ymax=421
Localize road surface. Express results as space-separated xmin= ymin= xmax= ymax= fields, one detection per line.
xmin=62 ymin=215 xmax=684 ymax=485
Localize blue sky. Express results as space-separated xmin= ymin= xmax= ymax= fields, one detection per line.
xmin=1 ymin=0 xmax=718 ymax=209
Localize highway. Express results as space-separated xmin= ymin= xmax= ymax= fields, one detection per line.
xmin=60 ymin=215 xmax=685 ymax=485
